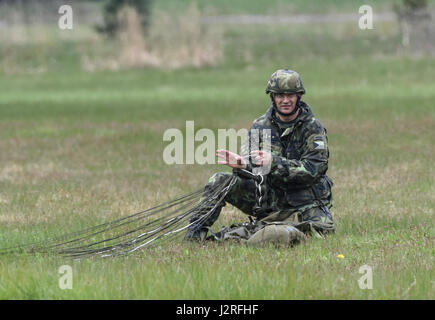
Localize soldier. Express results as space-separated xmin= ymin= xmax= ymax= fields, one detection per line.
xmin=185 ymin=69 xmax=335 ymax=245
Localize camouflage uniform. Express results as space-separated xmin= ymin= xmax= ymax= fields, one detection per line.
xmin=186 ymin=69 xmax=335 ymax=244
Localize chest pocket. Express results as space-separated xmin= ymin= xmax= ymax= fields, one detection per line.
xmin=268 ymin=133 xmax=283 ymax=156
xmin=285 ymin=136 xmax=303 ymax=160
xmin=269 ymin=144 xmax=282 ymax=156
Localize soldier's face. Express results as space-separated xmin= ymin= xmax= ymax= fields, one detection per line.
xmin=274 ymin=93 xmax=299 ymax=115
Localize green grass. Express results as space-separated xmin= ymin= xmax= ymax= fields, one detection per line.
xmin=0 ymin=2 xmax=434 ymax=300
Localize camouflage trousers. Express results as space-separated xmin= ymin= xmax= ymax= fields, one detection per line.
xmin=189 ymin=172 xmax=335 ymax=245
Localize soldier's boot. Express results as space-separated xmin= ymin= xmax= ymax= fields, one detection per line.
xmin=184 ymin=226 xmax=208 ymax=242
xmin=246 ymin=224 xmax=307 ymax=246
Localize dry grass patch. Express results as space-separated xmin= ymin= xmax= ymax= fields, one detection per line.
xmin=0 ymin=161 xmax=89 ymax=185
xmin=82 ymin=4 xmax=223 ymax=71
xmin=326 ymin=116 xmax=435 ymax=138
xmin=331 ymin=159 xmax=426 ymax=193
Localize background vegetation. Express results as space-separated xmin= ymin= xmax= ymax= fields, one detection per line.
xmin=0 ymin=0 xmax=433 ymax=299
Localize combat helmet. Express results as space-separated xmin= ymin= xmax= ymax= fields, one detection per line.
xmin=265 ymin=69 xmax=305 ymax=95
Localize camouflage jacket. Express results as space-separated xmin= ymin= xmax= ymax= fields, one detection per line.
xmin=242 ymin=101 xmax=333 ymax=210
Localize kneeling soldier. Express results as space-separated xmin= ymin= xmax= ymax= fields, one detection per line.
xmin=185 ymin=69 xmax=335 ymax=245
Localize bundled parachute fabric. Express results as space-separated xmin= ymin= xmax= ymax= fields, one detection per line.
xmin=0 ymin=175 xmax=238 ymax=259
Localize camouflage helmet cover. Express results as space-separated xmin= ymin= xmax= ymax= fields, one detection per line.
xmin=265 ymin=69 xmax=306 ymax=95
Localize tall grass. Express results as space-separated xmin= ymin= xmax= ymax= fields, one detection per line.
xmin=82 ymin=3 xmax=223 ymax=71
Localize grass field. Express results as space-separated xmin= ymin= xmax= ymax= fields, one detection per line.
xmin=0 ymin=1 xmax=434 ymax=300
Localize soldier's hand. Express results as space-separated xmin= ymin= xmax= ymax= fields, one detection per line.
xmin=250 ymin=150 xmax=272 ymax=167
xmin=216 ymin=149 xmax=247 ymax=169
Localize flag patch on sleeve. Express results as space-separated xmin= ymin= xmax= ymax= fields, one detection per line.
xmin=313 ymin=140 xmax=325 ymax=150
xmin=313 ymin=135 xmax=326 ymax=150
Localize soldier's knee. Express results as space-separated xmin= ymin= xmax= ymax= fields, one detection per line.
xmin=208 ymin=172 xmax=232 ymax=184
xmin=246 ymin=224 xmax=306 ymax=246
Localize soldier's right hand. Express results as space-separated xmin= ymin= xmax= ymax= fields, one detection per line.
xmin=216 ymin=149 xmax=247 ymax=169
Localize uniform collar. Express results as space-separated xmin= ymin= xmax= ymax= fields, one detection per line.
xmin=266 ymin=101 xmax=313 ymax=137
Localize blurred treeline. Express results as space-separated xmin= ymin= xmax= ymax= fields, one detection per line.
xmin=0 ymin=0 xmax=433 ymax=74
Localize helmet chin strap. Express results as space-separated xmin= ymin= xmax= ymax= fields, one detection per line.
xmin=271 ymin=94 xmax=301 ymax=117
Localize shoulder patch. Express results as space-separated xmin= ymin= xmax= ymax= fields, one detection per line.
xmin=313 ymin=140 xmax=325 ymax=150
xmin=307 ymin=133 xmax=327 ymax=151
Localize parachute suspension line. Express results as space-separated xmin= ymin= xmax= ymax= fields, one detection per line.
xmin=124 ymin=175 xmax=238 ymax=255
xmin=2 ymin=174 xmax=238 ymax=259
xmin=58 ymin=196 xmax=201 ymax=258
xmin=0 ymin=188 xmax=204 ymax=256
xmin=88 ymin=175 xmax=236 ymax=258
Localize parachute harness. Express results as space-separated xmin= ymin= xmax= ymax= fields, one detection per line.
xmin=255 ymin=174 xmax=265 ymax=209
xmin=233 ymin=168 xmax=266 ymax=216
